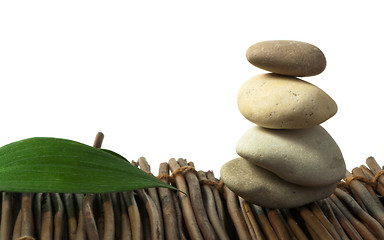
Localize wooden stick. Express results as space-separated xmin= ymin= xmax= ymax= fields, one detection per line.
xmin=96 ymin=194 xmax=104 ymax=238
xmin=352 ymin=167 xmax=383 ymax=211
xmin=122 ymin=191 xmax=143 ymax=240
xmin=345 ymin=170 xmax=384 ymax=226
xmin=280 ymin=208 xmax=308 ymax=240
xmin=74 ymin=194 xmax=87 ymax=240
xmin=93 ymin=132 xmax=104 ymax=148
xmin=267 ymin=209 xmax=292 ymax=240
xmin=333 ymin=188 xmax=384 ymax=239
xmin=12 ymin=209 xmax=22 ymax=240
xmin=366 ymin=156 xmax=384 ymax=199
xmin=298 ymin=205 xmax=333 ymax=240
xmin=158 ymin=162 xmax=182 ymax=240
xmin=239 ymin=198 xmax=265 ymax=240
xmin=31 ymin=193 xmax=42 ymax=240
xmin=326 ymin=198 xmax=363 ymax=240
xmin=198 ymin=171 xmax=230 ymax=240
xmin=40 ymin=193 xmax=53 ymax=240
xmin=51 ymin=193 xmax=64 ymax=240
xmin=222 ymin=185 xmax=251 ymax=240
xmin=83 ymin=194 xmax=99 ymax=240
xmin=101 ymin=193 xmax=115 ymax=240
xmin=330 ymin=194 xmax=376 ymax=239
xmin=111 ymin=193 xmax=122 ymax=240
xmin=308 ymin=202 xmax=341 ymax=240
xmin=177 ymin=159 xmax=218 ymax=240
xmin=170 ymin=185 xmax=188 ymax=240
xmin=119 ymin=193 xmax=132 ymax=240
xmin=205 ymin=171 xmax=226 ymax=227
xmin=360 ymin=165 xmax=375 ymax=179
xmin=63 ymin=194 xmax=77 ymax=240
xmin=168 ymin=158 xmax=203 ymax=240
xmin=305 ymin=222 xmax=321 ymax=240
xmin=136 ymin=193 xmax=151 ymax=240
xmin=136 ymin=188 xmax=164 ymax=240
xmin=317 ymin=199 xmax=349 ymax=240
xmin=20 ymin=193 xmax=34 ymax=239
xmin=0 ymin=192 xmax=13 ymax=240
xmin=252 ymin=204 xmax=278 ymax=240
xmin=138 ymin=159 xmax=163 ymax=218
xmin=238 ymin=198 xmax=256 ymax=239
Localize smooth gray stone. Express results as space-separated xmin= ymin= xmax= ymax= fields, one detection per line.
xmin=220 ymin=157 xmax=337 ymax=209
xmin=236 ymin=125 xmax=346 ymax=187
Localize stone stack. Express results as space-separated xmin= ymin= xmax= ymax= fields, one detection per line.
xmin=220 ymin=40 xmax=346 ymax=209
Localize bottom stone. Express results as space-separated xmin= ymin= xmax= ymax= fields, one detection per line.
xmin=220 ymin=157 xmax=337 ymax=208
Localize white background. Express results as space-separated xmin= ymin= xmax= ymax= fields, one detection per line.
xmin=1 ymin=1 xmax=383 ymax=177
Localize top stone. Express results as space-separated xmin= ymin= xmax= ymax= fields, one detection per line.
xmin=246 ymin=40 xmax=326 ymax=77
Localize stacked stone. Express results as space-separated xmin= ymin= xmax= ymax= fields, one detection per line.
xmin=221 ymin=40 xmax=346 ymax=209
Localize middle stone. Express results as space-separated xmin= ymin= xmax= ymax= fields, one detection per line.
xmin=237 ymin=73 xmax=338 ymax=129
xmin=236 ymin=125 xmax=346 ymax=187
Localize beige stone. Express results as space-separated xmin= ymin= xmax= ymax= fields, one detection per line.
xmin=246 ymin=40 xmax=326 ymax=77
xmin=220 ymin=158 xmax=336 ymax=208
xmin=236 ymin=125 xmax=346 ymax=187
xmin=237 ymin=73 xmax=337 ymax=129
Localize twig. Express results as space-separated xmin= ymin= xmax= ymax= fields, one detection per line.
xmin=158 ymin=162 xmax=182 ymax=240
xmin=168 ymin=158 xmax=203 ymax=240
xmin=74 ymin=194 xmax=87 ymax=240
xmin=345 ymin=170 xmax=384 ymax=226
xmin=119 ymin=192 xmax=132 ymax=240
xmin=317 ymin=199 xmax=349 ymax=240
xmin=238 ymin=198 xmax=256 ymax=239
xmin=308 ymin=202 xmax=341 ymax=240
xmin=177 ymin=159 xmax=218 ymax=240
xmin=198 ymin=170 xmax=230 ymax=240
xmin=41 ymin=193 xmax=53 ymax=240
xmin=280 ymin=208 xmax=308 ymax=240
xmin=122 ymin=191 xmax=143 ymax=240
xmin=111 ymin=193 xmax=122 ymax=240
xmin=352 ymin=167 xmax=383 ymax=212
xmin=171 ymin=185 xmax=188 ymax=240
xmin=19 ymin=193 xmax=34 ymax=239
xmin=96 ymin=193 xmax=104 ymax=237
xmin=52 ymin=193 xmax=64 ymax=240
xmin=206 ymin=171 xmax=226 ymax=227
xmin=138 ymin=157 xmax=164 ymax=231
xmin=83 ymin=194 xmax=99 ymax=240
xmin=1 ymin=192 xmax=13 ymax=240
xmin=136 ymin=188 xmax=163 ymax=240
xmin=32 ymin=193 xmax=42 ymax=240
xmin=252 ymin=204 xmax=278 ymax=240
xmin=298 ymin=205 xmax=333 ymax=240
xmin=333 ymin=188 xmax=384 ymax=239
xmin=63 ymin=194 xmax=77 ymax=240
xmin=12 ymin=209 xmax=22 ymax=240
xmin=267 ymin=209 xmax=291 ymax=240
xmin=305 ymin=222 xmax=321 ymax=240
xmin=366 ymin=156 xmax=384 ymax=199
xmin=238 ymin=198 xmax=264 ymax=240
xmin=326 ymin=198 xmax=363 ymax=240
xmin=101 ymin=193 xmax=115 ymax=240
xmin=330 ymin=194 xmax=376 ymax=239
xmin=223 ymin=185 xmax=251 ymax=240
xmin=93 ymin=132 xmax=104 ymax=148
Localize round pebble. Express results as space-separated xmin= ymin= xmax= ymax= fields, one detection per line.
xmin=237 ymin=73 xmax=338 ymax=129
xmin=236 ymin=125 xmax=346 ymax=187
xmin=220 ymin=157 xmax=337 ymax=208
xmin=246 ymin=40 xmax=326 ymax=77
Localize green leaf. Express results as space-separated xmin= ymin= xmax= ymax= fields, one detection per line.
xmin=0 ymin=137 xmax=179 ymax=193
